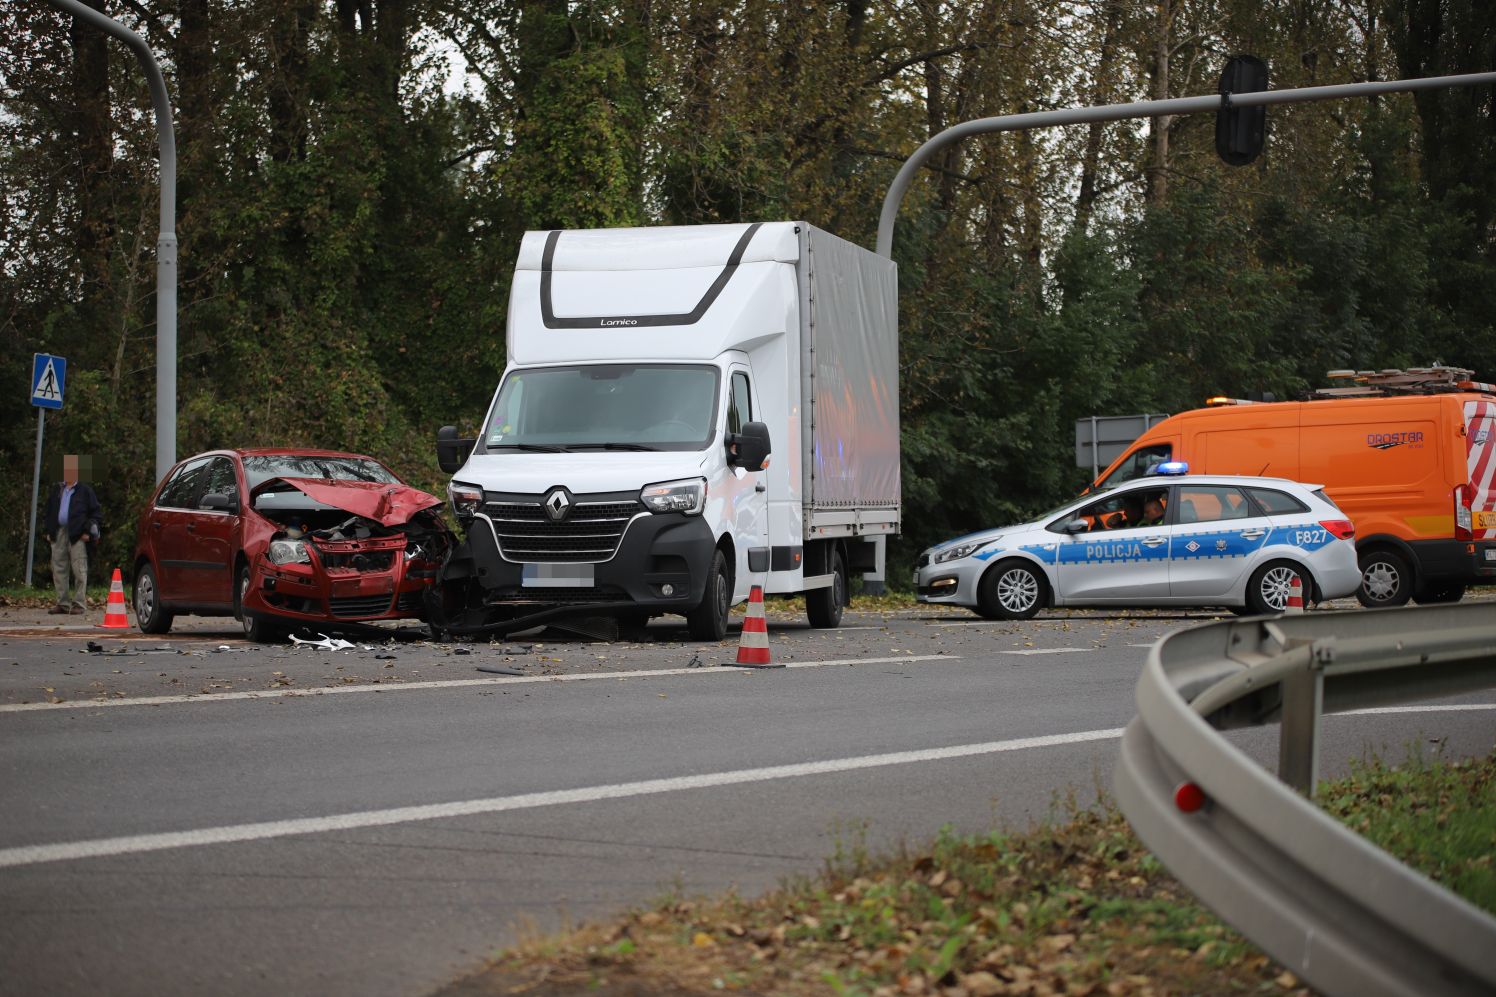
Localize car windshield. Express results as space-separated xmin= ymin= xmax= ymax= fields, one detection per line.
xmin=478 ymin=364 xmax=720 ymax=452
xmin=243 ymin=455 xmax=399 ymax=487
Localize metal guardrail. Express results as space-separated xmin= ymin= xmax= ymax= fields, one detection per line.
xmin=1113 ymin=603 xmax=1496 ymax=997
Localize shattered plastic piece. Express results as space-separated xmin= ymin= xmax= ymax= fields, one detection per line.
xmin=453 ymin=646 xmax=471 ymax=655
xmin=290 ymin=633 xmax=356 ymax=651
xmin=86 ymin=641 xmax=104 ymax=653
xmin=476 ymin=665 xmax=524 ymax=676
xmin=375 ymin=653 xmax=397 ymax=660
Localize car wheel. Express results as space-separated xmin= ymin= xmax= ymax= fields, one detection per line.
xmin=977 ymin=561 xmax=1046 ymax=621
xmin=686 ymin=549 xmax=731 ymax=641
xmin=1356 ymin=549 xmax=1413 ymax=608
xmin=237 ymin=564 xmax=283 ymax=643
xmin=1413 ymin=584 xmax=1466 ymax=605
xmin=133 ymin=562 xmax=174 ymax=634
xmin=806 ymin=548 xmax=846 ymax=629
xmin=1247 ymin=560 xmax=1307 ymax=615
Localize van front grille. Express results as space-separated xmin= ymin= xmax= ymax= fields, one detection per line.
xmin=484 ymin=493 xmax=642 ymax=563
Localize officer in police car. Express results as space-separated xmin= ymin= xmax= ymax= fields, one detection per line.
xmin=1139 ymin=495 xmax=1166 ymax=527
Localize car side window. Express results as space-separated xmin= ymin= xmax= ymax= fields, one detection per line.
xmin=727 ymin=372 xmax=752 ymax=435
xmin=1175 ymin=486 xmax=1254 ymax=524
xmin=1245 ymin=486 xmax=1308 ymax=515
xmin=203 ymin=457 xmax=239 ymax=506
xmin=158 ymin=458 xmax=211 ymax=509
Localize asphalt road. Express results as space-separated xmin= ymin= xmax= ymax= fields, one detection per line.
xmin=1 ymin=601 xmax=1492 ymax=996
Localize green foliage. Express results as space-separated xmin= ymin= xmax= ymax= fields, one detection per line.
xmin=1 ymin=1 xmax=1493 ymax=587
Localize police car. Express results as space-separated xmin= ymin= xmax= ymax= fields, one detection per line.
xmin=915 ymin=465 xmax=1361 ymax=619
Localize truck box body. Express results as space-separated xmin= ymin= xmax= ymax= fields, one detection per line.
xmin=440 ymin=221 xmax=898 ymax=637
xmin=1091 ymin=391 xmax=1496 ymax=604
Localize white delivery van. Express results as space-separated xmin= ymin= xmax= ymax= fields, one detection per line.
xmin=434 ymin=222 xmax=900 ymax=640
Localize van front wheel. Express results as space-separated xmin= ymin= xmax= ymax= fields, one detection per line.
xmin=1357 ymin=549 xmax=1413 ymax=608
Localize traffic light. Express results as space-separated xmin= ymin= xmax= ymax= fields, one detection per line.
xmin=1216 ymin=55 xmax=1268 ymax=166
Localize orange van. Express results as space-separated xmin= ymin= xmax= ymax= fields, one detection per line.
xmin=1092 ymin=370 xmax=1496 ymax=607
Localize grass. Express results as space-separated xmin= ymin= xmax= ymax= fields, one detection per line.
xmin=452 ymin=748 xmax=1496 ymax=996
xmin=0 ymin=583 xmax=113 ymax=608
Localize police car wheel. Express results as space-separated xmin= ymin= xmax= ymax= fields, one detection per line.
xmin=1247 ymin=561 xmax=1305 ymax=615
xmin=1355 ymin=549 xmax=1412 ymax=608
xmin=977 ymin=562 xmax=1046 ymax=621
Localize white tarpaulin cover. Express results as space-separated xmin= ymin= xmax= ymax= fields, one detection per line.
xmin=802 ymin=226 xmax=899 ymax=511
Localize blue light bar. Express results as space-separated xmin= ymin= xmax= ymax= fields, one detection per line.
xmin=1151 ymin=461 xmax=1190 ymax=476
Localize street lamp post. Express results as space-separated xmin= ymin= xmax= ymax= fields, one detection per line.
xmin=43 ymin=0 xmax=177 ymax=482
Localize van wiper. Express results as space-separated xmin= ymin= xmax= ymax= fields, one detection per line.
xmin=488 ymin=443 xmax=567 ymax=453
xmin=564 ymin=442 xmax=661 ymax=452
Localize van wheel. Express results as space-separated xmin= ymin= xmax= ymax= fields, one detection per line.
xmin=806 ymin=549 xmax=846 ymax=629
xmin=977 ymin=561 xmax=1046 ymax=621
xmin=1356 ymin=549 xmax=1413 ymax=608
xmin=686 ymin=550 xmax=731 ymax=641
xmin=1247 ymin=561 xmax=1307 ymax=615
xmin=1413 ymin=584 xmax=1465 ymax=605
xmin=237 ymin=565 xmax=283 ymax=643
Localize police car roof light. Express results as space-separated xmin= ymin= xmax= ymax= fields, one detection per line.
xmin=1151 ymin=461 xmax=1190 ymax=476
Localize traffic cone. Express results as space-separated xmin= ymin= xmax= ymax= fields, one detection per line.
xmin=731 ymin=584 xmax=781 ymax=668
xmin=98 ymin=568 xmax=130 ymax=629
xmin=1285 ymin=574 xmax=1305 ymax=615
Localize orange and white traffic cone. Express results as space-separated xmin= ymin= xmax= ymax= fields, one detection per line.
xmin=98 ymin=568 xmax=130 ymax=629
xmin=731 ymin=584 xmax=781 ymax=668
xmin=1285 ymin=574 xmax=1305 ymax=615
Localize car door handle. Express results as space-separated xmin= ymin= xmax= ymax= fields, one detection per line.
xmin=185 ymin=523 xmax=196 ymax=532
xmin=1141 ymin=537 xmax=1166 ymax=547
xmin=151 ymin=521 xmax=162 ymax=530
xmin=755 ymin=483 xmax=766 ymax=493
xmin=1240 ymin=529 xmax=1265 ymax=539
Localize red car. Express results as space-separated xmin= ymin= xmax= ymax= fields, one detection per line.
xmin=132 ymin=449 xmax=453 ymax=641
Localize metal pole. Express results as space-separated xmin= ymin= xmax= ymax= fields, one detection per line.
xmin=877 ymin=71 xmax=1496 ymax=258
xmin=44 ymin=0 xmax=176 ymax=481
xmin=24 ymin=410 xmax=45 ymax=588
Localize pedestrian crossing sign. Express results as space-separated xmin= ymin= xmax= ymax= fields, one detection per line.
xmin=31 ymin=353 xmax=66 ymax=410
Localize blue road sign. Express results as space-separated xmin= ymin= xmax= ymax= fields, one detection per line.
xmin=31 ymin=353 xmax=66 ymax=410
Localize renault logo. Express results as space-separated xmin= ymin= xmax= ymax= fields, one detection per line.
xmin=544 ymin=487 xmax=572 ymax=522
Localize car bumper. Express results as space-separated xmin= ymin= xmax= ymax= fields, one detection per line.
xmin=914 ymin=560 xmax=982 ymax=606
xmin=243 ymin=550 xmax=439 ymax=624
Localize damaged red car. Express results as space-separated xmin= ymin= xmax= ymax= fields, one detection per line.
xmin=131 ymin=449 xmax=454 ymax=641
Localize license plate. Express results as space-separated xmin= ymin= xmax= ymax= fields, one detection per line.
xmin=522 ymin=562 xmax=594 ymax=588
xmin=1475 ymin=511 xmax=1496 ymax=530
xmin=1485 ymin=549 xmax=1496 ymax=562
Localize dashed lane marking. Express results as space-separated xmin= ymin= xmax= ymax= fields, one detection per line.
xmin=0 ymin=726 xmax=1124 ymax=869
xmin=0 ymin=654 xmax=961 ymax=714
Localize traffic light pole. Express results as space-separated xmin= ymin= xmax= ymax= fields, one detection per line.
xmin=876 ymin=70 xmax=1496 ymax=259
xmin=43 ymin=0 xmax=177 ymax=482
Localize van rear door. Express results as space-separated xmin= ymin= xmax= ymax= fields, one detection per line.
xmin=1464 ymin=400 xmax=1496 ymax=539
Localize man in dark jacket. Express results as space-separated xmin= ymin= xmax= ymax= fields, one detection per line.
xmin=44 ymin=454 xmax=102 ymax=614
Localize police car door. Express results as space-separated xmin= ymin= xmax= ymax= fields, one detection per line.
xmin=1054 ymin=486 xmax=1170 ymax=602
xmin=1168 ymin=484 xmax=1271 ymax=598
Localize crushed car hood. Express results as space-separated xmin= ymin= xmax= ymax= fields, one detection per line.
xmin=252 ymin=477 xmax=444 ymax=526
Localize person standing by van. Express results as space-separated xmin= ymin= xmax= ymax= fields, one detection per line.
xmin=44 ymin=454 xmax=102 ymax=615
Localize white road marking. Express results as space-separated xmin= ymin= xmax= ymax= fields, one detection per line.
xmin=0 ymin=727 xmax=1125 ymax=869
xmin=929 ymin=620 xmax=1009 ymax=628
xmin=1340 ymin=704 xmax=1496 ymax=715
xmin=1002 ymin=648 xmax=1091 ymax=656
xmin=0 ymin=655 xmax=960 ymax=714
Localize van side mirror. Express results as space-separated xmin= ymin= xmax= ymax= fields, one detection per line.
xmin=728 ymin=421 xmax=772 ymax=472
xmin=436 ymin=425 xmax=476 ymax=474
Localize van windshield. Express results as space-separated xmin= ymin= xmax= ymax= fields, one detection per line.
xmin=478 ymin=364 xmax=721 ymax=453
xmin=1097 ymin=444 xmax=1171 ymax=488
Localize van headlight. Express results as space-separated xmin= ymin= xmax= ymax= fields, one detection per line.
xmin=449 ymin=482 xmax=483 ymax=518
xmin=640 ymin=477 xmax=706 ymax=515
xmin=268 ymin=539 xmax=311 ymax=565
xmin=933 ymin=538 xmax=998 ymax=563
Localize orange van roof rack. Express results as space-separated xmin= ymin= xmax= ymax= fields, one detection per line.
xmin=1309 ymin=365 xmax=1496 ymax=398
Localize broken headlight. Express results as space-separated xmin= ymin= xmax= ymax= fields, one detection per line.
xmin=449 ymin=481 xmax=483 ymax=519
xmin=641 ymin=477 xmax=706 ymax=515
xmin=268 ymin=539 xmax=311 ymax=565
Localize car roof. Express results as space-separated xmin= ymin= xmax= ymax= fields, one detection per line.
xmin=1107 ymin=474 xmax=1323 ymax=492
